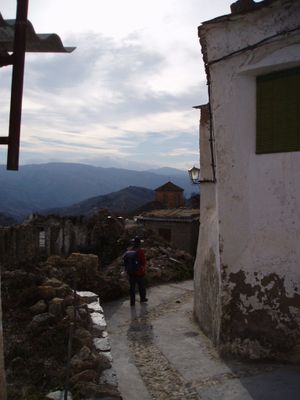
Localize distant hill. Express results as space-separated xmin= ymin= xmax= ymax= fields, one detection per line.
xmin=0 ymin=213 xmax=17 ymax=226
xmin=43 ymin=186 xmax=155 ymax=217
xmin=0 ymin=162 xmax=193 ymax=222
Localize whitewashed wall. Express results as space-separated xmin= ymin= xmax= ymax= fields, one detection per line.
xmin=195 ymin=0 xmax=300 ymax=360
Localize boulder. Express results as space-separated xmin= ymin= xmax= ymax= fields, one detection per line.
xmin=70 ymin=369 xmax=98 ymax=386
xmin=46 ymin=390 xmax=72 ymax=400
xmin=37 ymin=285 xmax=56 ymax=300
xmin=56 ymin=284 xmax=72 ymax=298
xmin=73 ymin=328 xmax=93 ymax=348
xmin=94 ymin=337 xmax=111 ymax=352
xmin=44 ymin=278 xmax=63 ymax=287
xmin=29 ymin=299 xmax=47 ymax=314
xmin=71 ymin=346 xmax=98 ymax=373
xmin=27 ymin=312 xmax=55 ymax=333
xmin=48 ymin=298 xmax=64 ymax=318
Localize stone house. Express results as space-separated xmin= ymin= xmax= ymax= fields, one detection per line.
xmin=154 ymin=181 xmax=184 ymax=208
xmin=194 ymin=0 xmax=300 ymax=361
xmin=137 ymin=208 xmax=199 ymax=255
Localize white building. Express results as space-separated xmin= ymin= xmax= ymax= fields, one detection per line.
xmin=194 ymin=0 xmax=300 ymax=361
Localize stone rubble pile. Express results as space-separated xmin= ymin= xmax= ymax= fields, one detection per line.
xmin=46 ymin=290 xmax=120 ymax=400
xmin=3 ymin=254 xmax=122 ymax=400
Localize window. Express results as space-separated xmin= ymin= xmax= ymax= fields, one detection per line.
xmin=256 ymin=67 xmax=300 ymax=154
xmin=39 ymin=230 xmax=46 ymax=248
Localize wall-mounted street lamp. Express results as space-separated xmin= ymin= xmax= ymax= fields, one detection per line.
xmin=188 ymin=165 xmax=201 ymax=184
xmin=188 ymin=165 xmax=216 ymax=184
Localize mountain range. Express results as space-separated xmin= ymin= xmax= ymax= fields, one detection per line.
xmin=43 ymin=186 xmax=155 ymax=217
xmin=0 ymin=162 xmax=195 ymax=222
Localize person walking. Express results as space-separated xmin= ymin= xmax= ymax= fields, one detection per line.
xmin=123 ymin=236 xmax=148 ymax=306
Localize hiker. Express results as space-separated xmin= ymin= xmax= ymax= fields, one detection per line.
xmin=123 ymin=236 xmax=148 ymax=306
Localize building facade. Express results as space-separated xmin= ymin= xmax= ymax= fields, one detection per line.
xmin=137 ymin=208 xmax=199 ymax=255
xmin=194 ymin=0 xmax=300 ymax=361
xmin=155 ymin=181 xmax=184 ymax=208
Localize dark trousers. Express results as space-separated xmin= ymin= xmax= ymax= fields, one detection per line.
xmin=128 ymin=275 xmax=146 ymax=305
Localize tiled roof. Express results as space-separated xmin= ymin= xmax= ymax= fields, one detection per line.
xmin=138 ymin=207 xmax=199 ymax=221
xmin=154 ymin=181 xmax=184 ymax=192
xmin=0 ymin=13 xmax=75 ymax=53
xmin=201 ymin=0 xmax=279 ymax=25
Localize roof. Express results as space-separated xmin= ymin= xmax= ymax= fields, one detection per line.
xmin=137 ymin=208 xmax=199 ymax=222
xmin=154 ymin=181 xmax=184 ymax=193
xmin=0 ymin=13 xmax=75 ymax=53
xmin=200 ymin=0 xmax=280 ymax=26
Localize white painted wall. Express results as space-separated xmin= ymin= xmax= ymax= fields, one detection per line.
xmin=195 ymin=0 xmax=300 ymax=359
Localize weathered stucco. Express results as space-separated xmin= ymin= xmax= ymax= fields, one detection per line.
xmin=195 ymin=0 xmax=300 ymax=360
xmin=194 ymin=105 xmax=221 ymax=345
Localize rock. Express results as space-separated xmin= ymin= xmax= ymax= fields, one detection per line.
xmin=77 ymin=291 xmax=99 ymax=303
xmin=99 ymin=367 xmax=118 ymax=387
xmin=65 ymin=306 xmax=80 ymax=321
xmin=29 ymin=299 xmax=47 ymax=314
xmin=44 ymin=278 xmax=63 ymax=287
xmin=70 ymin=369 xmax=98 ymax=385
xmin=26 ymin=313 xmax=55 ymax=334
xmin=56 ymin=284 xmax=72 ymax=298
xmin=91 ymin=312 xmax=107 ymax=335
xmin=37 ymin=285 xmax=56 ymax=300
xmin=71 ymin=346 xmax=99 ymax=373
xmin=94 ymin=337 xmax=111 ymax=352
xmin=87 ymin=300 xmax=103 ymax=313
xmin=48 ymin=298 xmax=64 ymax=318
xmin=67 ymin=253 xmax=99 ymax=276
xmin=63 ymin=295 xmax=74 ymax=307
xmin=46 ymin=390 xmax=72 ymax=400
xmin=101 ymin=351 xmax=113 ymax=363
xmin=74 ymin=328 xmax=93 ymax=348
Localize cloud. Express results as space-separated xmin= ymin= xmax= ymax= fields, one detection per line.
xmin=0 ymin=1 xmax=216 ymax=170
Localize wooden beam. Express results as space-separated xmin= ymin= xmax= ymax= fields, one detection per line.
xmin=7 ymin=0 xmax=29 ymax=170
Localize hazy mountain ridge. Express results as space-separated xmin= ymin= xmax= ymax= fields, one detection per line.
xmin=0 ymin=162 xmax=192 ymax=221
xmin=43 ymin=186 xmax=155 ymax=217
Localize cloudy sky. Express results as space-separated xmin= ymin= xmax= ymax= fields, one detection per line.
xmin=0 ymin=0 xmax=233 ymax=171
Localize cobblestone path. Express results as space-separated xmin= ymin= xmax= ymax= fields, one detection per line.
xmin=104 ymin=281 xmax=300 ymax=400
xmin=127 ymin=290 xmax=201 ymax=400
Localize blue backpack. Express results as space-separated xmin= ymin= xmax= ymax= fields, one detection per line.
xmin=123 ymin=248 xmax=140 ymax=275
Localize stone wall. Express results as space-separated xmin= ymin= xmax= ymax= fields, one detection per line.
xmin=0 ymin=212 xmax=125 ymax=266
xmin=141 ymin=219 xmax=199 ymax=255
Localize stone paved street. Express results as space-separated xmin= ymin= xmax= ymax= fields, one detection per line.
xmin=103 ymin=281 xmax=300 ymax=400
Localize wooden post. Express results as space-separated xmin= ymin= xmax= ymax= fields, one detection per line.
xmin=7 ymin=0 xmax=29 ymax=170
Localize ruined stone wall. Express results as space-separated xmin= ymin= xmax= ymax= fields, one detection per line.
xmin=0 ymin=213 xmax=125 ymax=266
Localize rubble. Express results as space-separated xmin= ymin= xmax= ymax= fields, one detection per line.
xmin=2 ymin=225 xmax=194 ymax=399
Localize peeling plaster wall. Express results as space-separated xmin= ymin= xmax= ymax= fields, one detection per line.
xmin=198 ymin=0 xmax=300 ymax=359
xmin=194 ymin=105 xmax=222 ymax=344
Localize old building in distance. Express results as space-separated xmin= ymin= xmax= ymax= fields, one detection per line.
xmin=154 ymin=181 xmax=184 ymax=208
xmin=194 ymin=0 xmax=300 ymax=361
xmin=137 ymin=208 xmax=199 ymax=255
xmin=137 ymin=182 xmax=199 ymax=255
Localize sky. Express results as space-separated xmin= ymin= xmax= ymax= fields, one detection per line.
xmin=0 ymin=0 xmax=234 ymax=171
